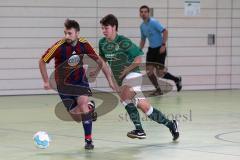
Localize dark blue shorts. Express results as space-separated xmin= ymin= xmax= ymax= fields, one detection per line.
xmin=57 ymin=82 xmax=92 ymax=111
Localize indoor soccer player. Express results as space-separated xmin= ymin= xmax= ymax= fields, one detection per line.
xmin=39 ymin=19 xmax=115 ymax=149
xmin=139 ymin=5 xmax=182 ymax=95
xmin=90 ymin=14 xmax=179 ymax=141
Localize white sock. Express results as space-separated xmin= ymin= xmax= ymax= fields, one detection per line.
xmin=146 ymin=106 xmax=153 ymax=116
xmin=122 ymin=100 xmax=132 ymax=107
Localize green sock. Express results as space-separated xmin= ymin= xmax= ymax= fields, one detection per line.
xmin=148 ymin=107 xmax=172 ymax=128
xmin=125 ymin=103 xmax=144 ymax=131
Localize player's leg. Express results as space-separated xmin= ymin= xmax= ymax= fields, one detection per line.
xmin=120 ymin=84 xmax=179 ymax=140
xmin=146 ymin=64 xmax=163 ymax=95
xmin=120 ymin=71 xmax=179 ymax=140
xmin=159 ymin=49 xmax=182 ymax=92
xmin=136 ymin=99 xmax=179 ymax=141
xmin=74 ymin=95 xmax=94 ymax=150
xmin=146 ymin=48 xmax=163 ymax=95
xmin=163 ymin=72 xmax=182 ymax=91
xmin=120 ymin=72 xmax=150 ymax=139
xmin=119 ymin=85 xmax=146 ymax=139
xmin=58 ymin=94 xmax=81 ymax=121
xmin=66 ymin=97 xmax=96 ymax=122
xmin=122 ymin=72 xmax=179 ymax=141
xmin=59 ymin=94 xmax=95 ymax=150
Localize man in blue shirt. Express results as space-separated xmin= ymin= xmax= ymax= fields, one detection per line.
xmin=139 ymin=5 xmax=182 ymax=95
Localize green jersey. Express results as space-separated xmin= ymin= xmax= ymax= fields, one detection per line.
xmin=99 ymin=35 xmax=144 ymax=86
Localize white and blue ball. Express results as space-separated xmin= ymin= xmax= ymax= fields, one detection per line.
xmin=33 ymin=131 xmax=51 ymax=149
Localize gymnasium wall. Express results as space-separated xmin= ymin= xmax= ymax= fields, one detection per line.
xmin=0 ymin=0 xmax=239 ymax=95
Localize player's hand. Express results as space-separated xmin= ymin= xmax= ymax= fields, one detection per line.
xmin=119 ymin=66 xmax=129 ymax=79
xmin=43 ymin=82 xmax=51 ymax=90
xmin=119 ymin=70 xmax=127 ymax=79
xmin=160 ymin=45 xmax=166 ymax=54
xmin=109 ymin=81 xmax=118 ymax=92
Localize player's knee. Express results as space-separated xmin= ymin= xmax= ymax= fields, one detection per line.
xmin=156 ymin=69 xmax=165 ymax=77
xmin=120 ymin=87 xmax=135 ymax=100
xmin=147 ymin=70 xmax=154 ymax=76
xmin=136 ymin=99 xmax=150 ymax=113
xmin=76 ymin=97 xmax=88 ymax=106
xmin=69 ymin=112 xmax=82 ymax=122
xmin=146 ymin=67 xmax=154 ymax=75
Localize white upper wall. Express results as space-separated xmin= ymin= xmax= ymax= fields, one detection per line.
xmin=0 ymin=0 xmax=239 ymax=95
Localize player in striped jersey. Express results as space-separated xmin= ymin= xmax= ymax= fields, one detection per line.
xmin=39 ymin=19 xmax=115 ymax=150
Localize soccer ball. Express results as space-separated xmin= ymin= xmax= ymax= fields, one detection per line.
xmin=33 ymin=131 xmax=51 ymax=149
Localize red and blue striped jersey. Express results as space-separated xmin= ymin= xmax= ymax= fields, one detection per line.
xmin=42 ymin=37 xmax=99 ymax=85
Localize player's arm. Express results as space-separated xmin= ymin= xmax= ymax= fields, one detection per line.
xmin=120 ymin=40 xmax=144 ymax=79
xmin=92 ymin=59 xmax=107 ymax=78
xmin=95 ymin=57 xmax=116 ymax=90
xmin=119 ymin=56 xmax=142 ymax=79
xmin=139 ymin=39 xmax=146 ymax=50
xmin=154 ymin=20 xmax=168 ymax=53
xmin=159 ymin=29 xmax=168 ymax=54
xmin=39 ymin=58 xmax=51 ymax=90
xmin=139 ymin=27 xmax=146 ymax=50
xmin=89 ymin=54 xmax=107 ymax=78
xmin=39 ymin=40 xmax=63 ymax=90
xmin=162 ymin=29 xmax=168 ymax=46
xmin=89 ymin=40 xmax=109 ymax=78
xmin=89 ymin=53 xmax=118 ymax=91
xmin=84 ymin=42 xmax=116 ymax=91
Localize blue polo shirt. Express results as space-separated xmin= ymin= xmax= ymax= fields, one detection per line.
xmin=140 ymin=17 xmax=165 ymax=48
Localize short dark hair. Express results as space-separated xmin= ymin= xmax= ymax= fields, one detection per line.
xmin=100 ymin=14 xmax=118 ymax=31
xmin=64 ymin=19 xmax=80 ymax=32
xmin=139 ymin=5 xmax=150 ymax=12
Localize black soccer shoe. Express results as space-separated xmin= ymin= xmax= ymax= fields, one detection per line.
xmin=149 ymin=88 xmax=163 ymax=96
xmin=176 ymin=76 xmax=182 ymax=92
xmin=84 ymin=139 xmax=94 ymax=150
xmin=127 ymin=129 xmax=146 ymax=139
xmin=169 ymin=120 xmax=179 ymax=141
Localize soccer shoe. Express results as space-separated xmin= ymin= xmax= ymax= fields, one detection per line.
xmin=127 ymin=129 xmax=146 ymax=139
xmin=176 ymin=76 xmax=182 ymax=92
xmin=169 ymin=120 xmax=179 ymax=141
xmin=88 ymin=100 xmax=97 ymax=121
xmin=84 ymin=139 xmax=94 ymax=150
xmin=149 ymin=88 xmax=163 ymax=96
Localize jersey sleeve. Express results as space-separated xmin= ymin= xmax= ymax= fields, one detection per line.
xmin=83 ymin=41 xmax=99 ymax=61
xmin=153 ymin=20 xmax=165 ymax=33
xmin=41 ymin=39 xmax=64 ymax=63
